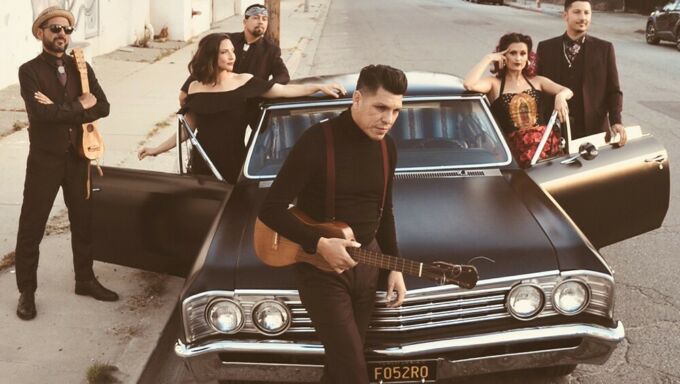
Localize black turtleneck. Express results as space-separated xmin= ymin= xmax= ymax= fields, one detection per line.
xmin=258 ymin=109 xmax=399 ymax=257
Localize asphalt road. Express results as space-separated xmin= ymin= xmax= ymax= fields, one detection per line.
xmin=147 ymin=1 xmax=680 ymax=383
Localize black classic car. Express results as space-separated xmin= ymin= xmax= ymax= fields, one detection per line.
xmin=92 ymin=73 xmax=669 ymax=383
xmin=646 ymin=0 xmax=680 ymax=50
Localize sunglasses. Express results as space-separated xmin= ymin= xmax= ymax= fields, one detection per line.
xmin=43 ymin=24 xmax=75 ymax=35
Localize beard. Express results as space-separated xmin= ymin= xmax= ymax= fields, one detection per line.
xmin=44 ymin=37 xmax=69 ymax=53
xmin=251 ymin=26 xmax=265 ymax=37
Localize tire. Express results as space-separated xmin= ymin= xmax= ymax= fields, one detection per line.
xmin=646 ymin=23 xmax=660 ymax=45
xmin=676 ymin=32 xmax=680 ymax=51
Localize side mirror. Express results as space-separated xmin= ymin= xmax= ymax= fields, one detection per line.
xmin=579 ymin=142 xmax=598 ymax=160
xmin=560 ymin=142 xmax=598 ymax=165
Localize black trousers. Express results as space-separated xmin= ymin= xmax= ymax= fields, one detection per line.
xmin=295 ymin=242 xmax=381 ymax=384
xmin=15 ymin=148 xmax=95 ymax=293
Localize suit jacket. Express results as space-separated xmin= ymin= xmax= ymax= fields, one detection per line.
xmin=19 ymin=52 xmax=110 ymax=155
xmin=537 ymin=34 xmax=623 ymax=137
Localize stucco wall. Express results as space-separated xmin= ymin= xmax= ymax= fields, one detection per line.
xmin=1 ymin=0 xmax=231 ymax=89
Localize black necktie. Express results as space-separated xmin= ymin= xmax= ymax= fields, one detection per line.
xmin=56 ymin=59 xmax=67 ymax=86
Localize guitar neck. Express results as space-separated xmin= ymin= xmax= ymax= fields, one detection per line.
xmin=72 ymin=49 xmax=90 ymax=94
xmin=347 ymin=248 xmax=425 ymax=278
xmin=79 ymin=66 xmax=90 ymax=93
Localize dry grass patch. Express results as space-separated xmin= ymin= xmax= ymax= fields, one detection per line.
xmin=0 ymin=251 xmax=16 ymax=272
xmin=123 ymin=270 xmax=168 ymax=311
xmin=44 ymin=209 xmax=69 ymax=236
xmin=86 ymin=362 xmax=121 ymax=384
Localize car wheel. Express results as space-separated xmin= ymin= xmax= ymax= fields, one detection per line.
xmin=646 ymin=23 xmax=660 ymax=45
xmin=540 ymin=364 xmax=577 ymax=377
xmin=676 ymin=33 xmax=680 ymax=51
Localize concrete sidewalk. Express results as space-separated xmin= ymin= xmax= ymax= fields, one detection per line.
xmin=0 ymin=0 xmax=329 ymax=383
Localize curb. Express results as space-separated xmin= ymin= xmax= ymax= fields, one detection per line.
xmin=505 ymin=2 xmax=563 ymax=17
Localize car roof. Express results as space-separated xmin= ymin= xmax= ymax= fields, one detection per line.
xmin=263 ymin=71 xmax=479 ymax=105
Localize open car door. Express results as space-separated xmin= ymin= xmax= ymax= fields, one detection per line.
xmin=525 ymin=127 xmax=670 ymax=249
xmin=91 ymin=116 xmax=231 ymax=276
xmin=91 ymin=168 xmax=229 ymax=276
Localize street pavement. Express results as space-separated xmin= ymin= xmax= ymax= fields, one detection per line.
xmin=0 ymin=0 xmax=330 ymax=383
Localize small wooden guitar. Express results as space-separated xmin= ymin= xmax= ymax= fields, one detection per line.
xmin=71 ymin=48 xmax=105 ymax=161
xmin=253 ymin=208 xmax=479 ymax=289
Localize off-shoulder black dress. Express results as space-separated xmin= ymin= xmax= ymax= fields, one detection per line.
xmin=183 ymin=77 xmax=273 ymax=183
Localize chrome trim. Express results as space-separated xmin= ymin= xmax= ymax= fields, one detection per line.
xmin=176 ymin=322 xmax=623 ymax=357
xmin=243 ymin=96 xmax=513 ymax=180
xmin=176 ymin=322 xmax=624 ymax=382
xmin=530 ymin=111 xmax=559 ymax=166
xmin=177 ymin=114 xmax=225 ymax=181
xmin=181 ymin=270 xmax=614 ymax=341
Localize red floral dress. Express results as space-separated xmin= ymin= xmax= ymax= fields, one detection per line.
xmin=490 ymin=76 xmax=563 ymax=168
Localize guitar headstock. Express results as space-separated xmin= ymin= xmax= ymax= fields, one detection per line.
xmin=70 ymin=48 xmax=87 ymax=74
xmin=423 ymin=261 xmax=478 ymax=289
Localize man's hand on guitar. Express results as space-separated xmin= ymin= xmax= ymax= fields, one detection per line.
xmin=78 ymin=93 xmax=97 ymax=109
xmin=316 ymin=237 xmax=359 ymax=274
xmin=386 ymin=271 xmax=406 ymax=308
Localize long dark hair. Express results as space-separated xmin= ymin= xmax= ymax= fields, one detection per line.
xmin=491 ymin=32 xmax=537 ymax=78
xmin=188 ymin=33 xmax=231 ymax=85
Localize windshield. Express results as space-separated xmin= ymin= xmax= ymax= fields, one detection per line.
xmin=245 ymin=97 xmax=510 ymax=178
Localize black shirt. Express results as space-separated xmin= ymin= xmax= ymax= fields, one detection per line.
xmin=183 ymin=77 xmax=274 ymax=183
xmin=259 ymin=109 xmax=400 ymax=257
xmin=18 ymin=51 xmax=110 ymax=155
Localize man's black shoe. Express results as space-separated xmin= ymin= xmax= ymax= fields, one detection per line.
xmin=75 ymin=278 xmax=119 ymax=302
xmin=17 ymin=292 xmax=37 ymax=320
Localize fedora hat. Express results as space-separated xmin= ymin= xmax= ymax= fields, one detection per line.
xmin=32 ymin=6 xmax=75 ymax=39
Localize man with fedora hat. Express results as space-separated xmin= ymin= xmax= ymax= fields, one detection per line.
xmin=15 ymin=6 xmax=118 ymax=321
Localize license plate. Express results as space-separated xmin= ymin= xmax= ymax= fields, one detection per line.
xmin=368 ymin=360 xmax=437 ymax=383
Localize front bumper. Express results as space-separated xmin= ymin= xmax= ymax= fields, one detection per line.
xmin=175 ymin=321 xmax=624 ymax=383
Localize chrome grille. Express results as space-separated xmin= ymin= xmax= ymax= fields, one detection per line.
xmin=285 ymin=286 xmax=513 ymax=333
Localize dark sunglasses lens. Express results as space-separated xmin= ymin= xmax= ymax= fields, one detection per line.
xmin=49 ymin=25 xmax=74 ymax=34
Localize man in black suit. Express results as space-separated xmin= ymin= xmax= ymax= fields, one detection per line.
xmin=15 ymin=6 xmax=119 ymax=321
xmin=537 ymin=0 xmax=627 ymax=146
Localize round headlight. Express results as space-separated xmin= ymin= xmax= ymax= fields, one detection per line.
xmin=252 ymin=300 xmax=291 ymax=335
xmin=207 ymin=299 xmax=244 ymax=334
xmin=507 ymin=284 xmax=544 ymax=320
xmin=553 ymin=280 xmax=589 ymax=315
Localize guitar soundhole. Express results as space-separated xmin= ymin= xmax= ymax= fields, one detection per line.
xmin=87 ymin=124 xmax=94 ymax=133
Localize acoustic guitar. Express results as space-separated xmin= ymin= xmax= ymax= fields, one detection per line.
xmin=71 ymin=48 xmax=104 ymax=161
xmin=253 ymin=208 xmax=479 ymax=289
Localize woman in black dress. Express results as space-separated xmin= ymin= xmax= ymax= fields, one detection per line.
xmin=463 ymin=33 xmax=573 ymax=166
xmin=138 ymin=33 xmax=345 ymax=183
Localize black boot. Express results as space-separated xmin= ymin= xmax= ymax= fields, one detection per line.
xmin=17 ymin=292 xmax=37 ymax=320
xmin=75 ymin=278 xmax=119 ymax=302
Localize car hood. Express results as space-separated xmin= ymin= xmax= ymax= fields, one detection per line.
xmin=228 ymin=170 xmax=568 ymax=291
xmin=184 ymin=170 xmax=606 ymax=297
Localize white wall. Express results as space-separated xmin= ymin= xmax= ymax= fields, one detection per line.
xmin=2 ymin=2 xmax=42 ymax=89
xmin=213 ymin=0 xmax=236 ymax=22
xmin=2 ymin=0 xmax=219 ymax=90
